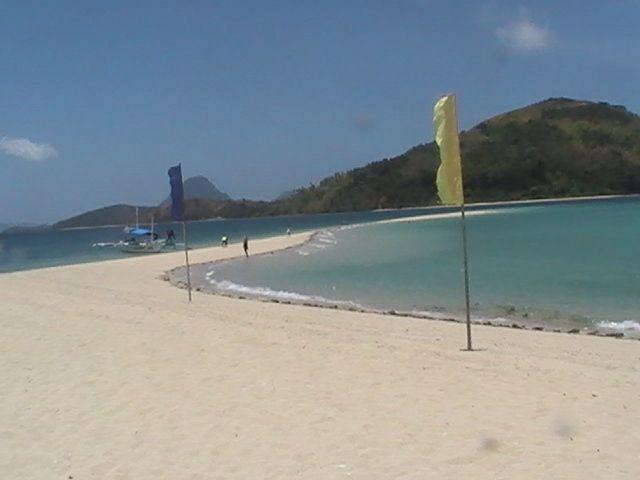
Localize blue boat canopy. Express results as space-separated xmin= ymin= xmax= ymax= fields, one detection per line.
xmin=125 ymin=227 xmax=153 ymax=236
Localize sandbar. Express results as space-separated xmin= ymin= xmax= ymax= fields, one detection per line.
xmin=1 ymin=231 xmax=639 ymax=479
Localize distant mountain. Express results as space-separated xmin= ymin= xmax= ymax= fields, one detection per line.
xmin=1 ymin=224 xmax=51 ymax=235
xmin=0 ymin=222 xmax=52 ymax=235
xmin=159 ymin=176 xmax=230 ymax=206
xmin=54 ymin=205 xmax=157 ymax=229
xmin=55 ymin=175 xmax=231 ymax=228
xmin=52 ymin=97 xmax=640 ymax=227
xmin=154 ymin=198 xmax=271 ymax=222
xmin=55 ymin=197 xmax=280 ymax=228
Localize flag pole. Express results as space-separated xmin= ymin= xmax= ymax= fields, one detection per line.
xmin=168 ymin=164 xmax=192 ymax=302
xmin=454 ymin=94 xmax=472 ymax=351
xmin=182 ymin=220 xmax=192 ymax=302
xmin=434 ymin=93 xmax=474 ymax=350
xmin=460 ymin=202 xmax=472 ymax=350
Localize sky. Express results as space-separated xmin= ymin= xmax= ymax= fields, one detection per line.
xmin=1 ymin=0 xmax=639 ymax=223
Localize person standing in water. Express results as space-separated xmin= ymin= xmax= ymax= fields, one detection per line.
xmin=243 ymin=235 xmax=249 ymax=257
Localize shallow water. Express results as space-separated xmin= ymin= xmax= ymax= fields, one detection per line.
xmin=192 ymin=199 xmax=640 ymax=336
xmin=0 ymin=207 xmax=449 ymax=273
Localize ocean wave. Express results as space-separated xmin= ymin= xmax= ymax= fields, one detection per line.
xmin=207 ymin=278 xmax=362 ymax=309
xmin=596 ymin=320 xmax=640 ymax=332
xmin=317 ymin=236 xmax=336 ymax=244
xmin=409 ymin=310 xmax=513 ymax=325
xmin=337 ymin=223 xmax=358 ymax=230
xmin=197 ymin=268 xmax=640 ymax=337
xmin=315 ymin=231 xmax=337 ymax=244
xmin=295 ymin=229 xmax=339 ymax=254
xmin=92 ymin=242 xmax=118 ymax=247
xmin=409 ymin=309 xmax=460 ymax=320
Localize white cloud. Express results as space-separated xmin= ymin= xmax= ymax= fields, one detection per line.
xmin=0 ymin=136 xmax=58 ymax=162
xmin=496 ymin=17 xmax=553 ymax=53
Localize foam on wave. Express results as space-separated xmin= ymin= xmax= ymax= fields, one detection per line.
xmin=207 ymin=277 xmax=363 ymax=309
xmin=596 ymin=320 xmax=640 ymax=332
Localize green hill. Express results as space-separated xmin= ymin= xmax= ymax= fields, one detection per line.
xmin=55 ymin=97 xmax=640 ymax=227
xmin=54 ymin=205 xmax=157 ymax=229
xmin=54 ymin=199 xmax=273 ymax=228
xmin=261 ymin=98 xmax=640 ymax=214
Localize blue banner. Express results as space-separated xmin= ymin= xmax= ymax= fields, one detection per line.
xmin=168 ymin=164 xmax=184 ymax=221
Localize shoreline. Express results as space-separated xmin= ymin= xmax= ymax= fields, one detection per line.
xmin=6 ymin=192 xmax=639 ymax=235
xmin=3 ymin=194 xmax=639 ymax=276
xmin=2 ymin=226 xmax=640 ymax=478
xmin=4 ymin=201 xmax=638 ymax=340
xmin=165 ymin=217 xmax=638 ymax=341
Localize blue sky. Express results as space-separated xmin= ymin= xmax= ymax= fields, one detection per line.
xmin=1 ymin=0 xmax=639 ymax=223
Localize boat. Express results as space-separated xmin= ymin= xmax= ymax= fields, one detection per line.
xmin=120 ymin=227 xmax=166 ymax=254
xmin=90 ymin=210 xmax=176 ymax=254
xmin=119 ymin=215 xmax=172 ymax=254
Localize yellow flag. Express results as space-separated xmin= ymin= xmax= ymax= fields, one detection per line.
xmin=433 ymin=94 xmax=464 ymax=205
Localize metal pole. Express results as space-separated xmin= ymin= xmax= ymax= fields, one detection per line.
xmin=182 ymin=220 xmax=192 ymax=302
xmin=460 ymin=202 xmax=472 ymax=350
xmin=450 ymin=93 xmax=473 ymax=351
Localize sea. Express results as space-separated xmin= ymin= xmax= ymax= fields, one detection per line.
xmin=0 ymin=207 xmax=454 ymax=273
xmin=3 ymin=198 xmax=640 ymax=337
xmin=186 ymin=198 xmax=640 ymax=337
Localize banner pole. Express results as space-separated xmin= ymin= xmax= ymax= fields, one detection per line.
xmin=454 ymin=94 xmax=472 ymax=351
xmin=460 ymin=202 xmax=472 ymax=350
xmin=434 ymin=93 xmax=474 ymax=350
xmin=182 ymin=220 xmax=192 ymax=302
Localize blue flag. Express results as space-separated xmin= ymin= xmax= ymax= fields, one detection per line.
xmin=168 ymin=164 xmax=184 ymax=221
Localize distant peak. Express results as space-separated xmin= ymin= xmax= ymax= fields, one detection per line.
xmin=160 ymin=175 xmax=231 ymax=206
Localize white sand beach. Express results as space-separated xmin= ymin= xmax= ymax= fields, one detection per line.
xmin=1 ymin=232 xmax=639 ymax=479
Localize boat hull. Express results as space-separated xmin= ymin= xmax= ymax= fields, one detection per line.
xmin=119 ymin=241 xmax=167 ymax=254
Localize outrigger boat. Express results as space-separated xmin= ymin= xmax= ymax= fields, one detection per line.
xmin=120 ymin=228 xmax=166 ymax=254
xmin=120 ymin=216 xmax=173 ymax=254
xmin=92 ymin=209 xmax=178 ymax=254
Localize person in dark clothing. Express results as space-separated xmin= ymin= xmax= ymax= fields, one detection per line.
xmin=166 ymin=229 xmax=176 ymax=248
xmin=243 ymin=235 xmax=249 ymax=257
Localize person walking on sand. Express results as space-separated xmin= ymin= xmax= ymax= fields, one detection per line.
xmin=243 ymin=235 xmax=249 ymax=257
xmin=166 ymin=229 xmax=176 ymax=248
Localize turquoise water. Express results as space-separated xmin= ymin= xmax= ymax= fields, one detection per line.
xmin=194 ymin=199 xmax=640 ymax=335
xmin=0 ymin=207 xmax=454 ymax=273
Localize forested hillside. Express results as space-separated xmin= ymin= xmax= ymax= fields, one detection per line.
xmin=55 ymin=98 xmax=640 ymax=227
